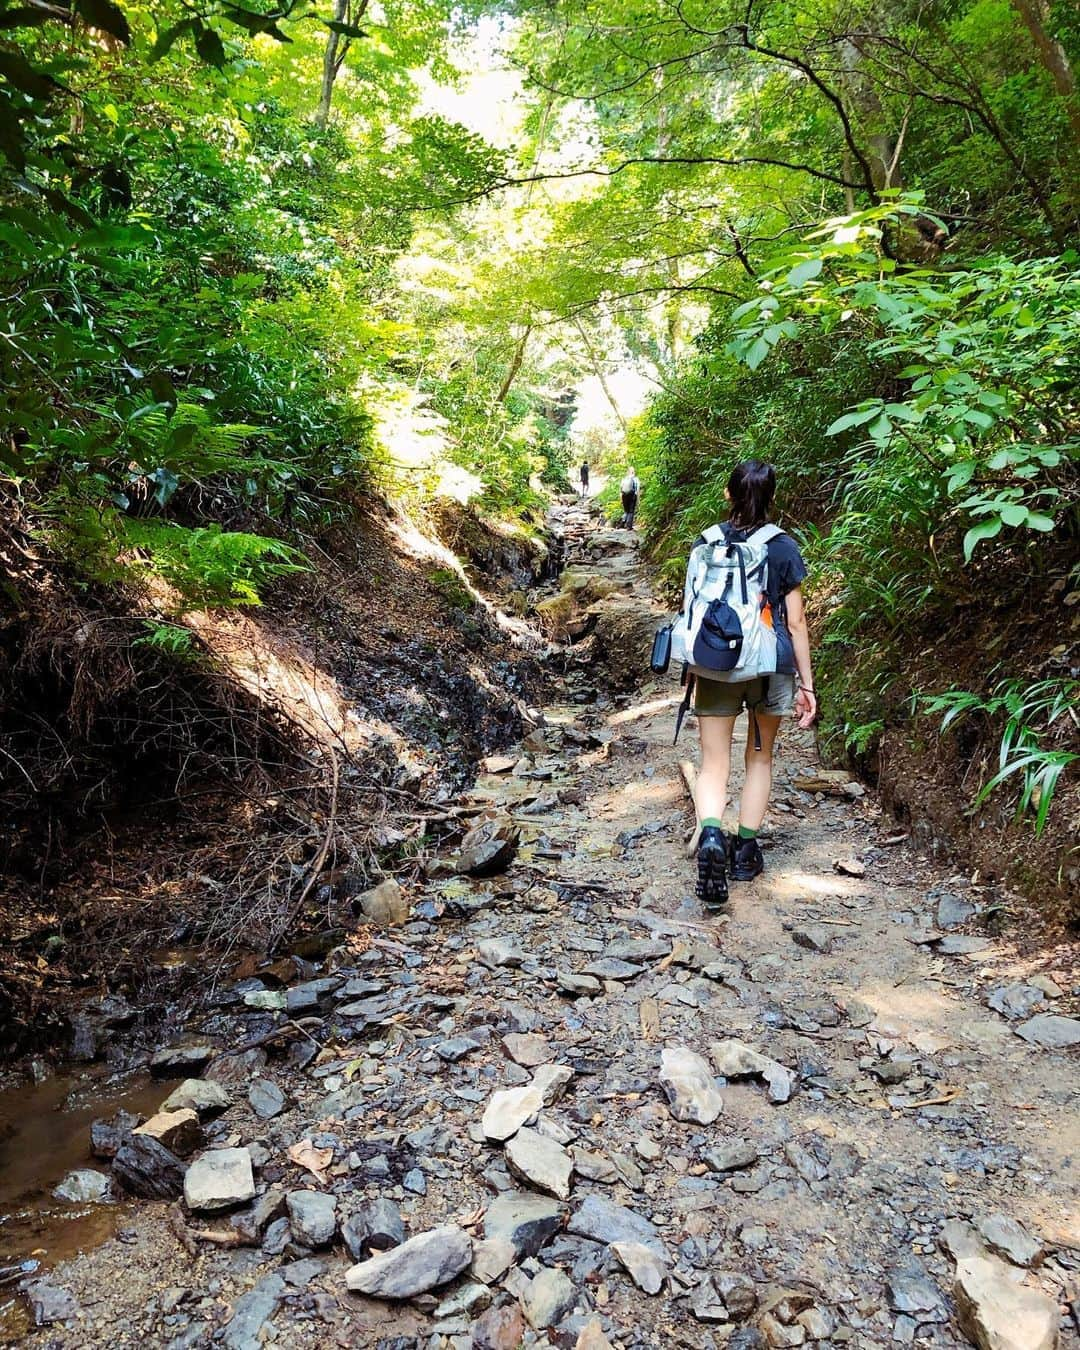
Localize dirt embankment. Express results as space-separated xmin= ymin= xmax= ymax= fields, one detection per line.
xmin=0 ymin=495 xmax=553 ymax=1062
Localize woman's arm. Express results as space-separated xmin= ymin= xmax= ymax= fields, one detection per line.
xmin=785 ymin=586 xmax=818 ymax=729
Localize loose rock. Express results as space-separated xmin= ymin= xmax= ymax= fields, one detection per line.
xmin=711 ymin=1038 xmax=795 ymax=1103
xmin=505 ymin=1126 xmax=574 ymax=1199
xmin=358 ymin=878 xmax=409 ymax=927
xmin=659 ymin=1045 xmax=723 ymax=1124
xmin=954 ymin=1254 xmax=1059 ymax=1350
xmin=1015 ymin=1014 xmax=1080 ymax=1048
xmin=113 ymin=1135 xmax=187 ymax=1200
xmin=286 ymin=1190 xmax=337 ymax=1248
xmin=482 ymin=1063 xmax=573 ymax=1141
xmin=568 ymin=1195 xmax=665 ymax=1256
xmin=521 ymin=1267 xmax=577 ymax=1330
xmin=133 ymin=1108 xmax=202 ymax=1156
xmin=53 ymin=1169 xmax=110 ymax=1204
xmin=160 ymin=1078 xmax=231 ymax=1118
xmin=248 ymin=1079 xmax=286 ymax=1120
xmin=975 ymin=1213 xmax=1043 ymax=1268
xmin=345 ymin=1223 xmax=472 ymax=1297
xmin=183 ymin=1147 xmax=255 ymax=1213
xmin=611 ymin=1240 xmax=666 ymax=1294
xmin=483 ymin=1191 xmax=565 ymax=1257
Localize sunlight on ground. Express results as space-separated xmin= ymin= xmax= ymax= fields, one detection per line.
xmin=607 ymin=695 xmax=682 ymax=727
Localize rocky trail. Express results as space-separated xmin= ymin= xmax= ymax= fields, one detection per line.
xmin=2 ymin=504 xmax=1078 ymax=1350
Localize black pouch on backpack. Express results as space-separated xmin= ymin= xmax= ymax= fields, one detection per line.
xmin=650 ymin=623 xmax=673 ymax=675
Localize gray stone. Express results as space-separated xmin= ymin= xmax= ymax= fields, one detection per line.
xmin=939 ymin=1219 xmax=987 ymax=1263
xmin=358 ymin=878 xmax=408 ymax=926
xmin=715 ymin=1269 xmax=757 ymax=1318
xmin=113 ymin=1134 xmax=187 ymax=1200
xmin=133 ymin=1107 xmax=202 ymax=1156
xmin=483 ymin=1191 xmax=565 ymax=1257
xmin=345 ymin=1223 xmax=472 ymax=1297
xmin=243 ymin=989 xmax=286 ymax=1011
xmin=938 ymin=935 xmax=993 ymax=955
xmin=221 ymin=1274 xmax=284 ymax=1350
xmin=659 ymin=1045 xmax=723 ymax=1124
xmin=791 ymin=926 xmax=832 ymax=953
xmin=53 ymin=1168 xmax=110 ymax=1203
xmin=988 ymin=984 xmax=1047 ymax=1021
xmin=568 ymin=1195 xmax=665 ymax=1256
xmin=149 ymin=1042 xmax=217 ymax=1076
xmin=435 ymin=1035 xmax=483 ymax=1062
xmin=24 ymin=1281 xmax=79 ymax=1327
xmin=885 ymin=1261 xmax=948 ymax=1322
xmin=976 ymin=1213 xmax=1043 ymax=1268
xmin=342 ymin=1197 xmax=403 ymax=1260
xmin=183 ymin=1147 xmax=255 ymax=1213
xmin=690 ymin=1276 xmax=729 ymax=1323
xmin=482 ymin=1063 xmax=573 ymax=1141
xmin=556 ymin=970 xmax=602 ymax=996
xmin=433 ymin=1280 xmax=491 ymax=1319
xmin=954 ymin=1254 xmax=1059 ymax=1350
xmin=710 ymin=1038 xmax=795 ymax=1103
xmin=604 ymin=938 xmax=670 ymax=962
xmin=286 ymin=977 xmax=342 ymax=1013
xmin=703 ymin=1140 xmax=759 ymax=1173
xmin=502 ymin=1033 xmax=552 ymax=1067
xmin=160 ymin=1078 xmax=231 ymax=1118
xmin=281 ymin=1258 xmax=326 ymax=1288
xmin=1015 ymin=1014 xmax=1080 ymax=1048
xmin=231 ymin=1187 xmax=287 ymax=1244
xmin=505 ymin=1126 xmax=574 ymax=1199
xmin=581 ymin=957 xmax=644 ymax=980
xmin=90 ymin=1109 xmax=138 ymax=1160
xmin=470 ymin=1235 xmax=516 ymax=1283
xmin=286 ymin=1190 xmax=336 ymax=1248
xmin=403 ymin=1166 xmax=426 ymax=1194
xmin=936 ymin=893 xmax=975 ymax=929
xmin=611 ymin=1240 xmax=666 ymax=1294
xmin=521 ymin=1267 xmax=577 ymax=1330
xmin=477 ymin=938 xmax=525 ymax=968
xmin=248 ymin=1079 xmax=286 ymax=1120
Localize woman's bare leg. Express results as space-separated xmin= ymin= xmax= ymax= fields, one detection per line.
xmin=738 ymin=712 xmax=781 ymax=830
xmin=697 ymin=715 xmax=736 ymax=823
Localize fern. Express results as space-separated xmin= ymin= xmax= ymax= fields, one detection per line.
xmin=122 ymin=520 xmax=308 ymax=606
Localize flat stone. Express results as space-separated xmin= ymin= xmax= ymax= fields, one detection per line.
xmin=954 ymin=1254 xmax=1059 ymax=1350
xmin=160 ymin=1078 xmax=231 ymax=1118
xmin=502 ymin=1033 xmax=553 ymax=1067
xmin=150 ymin=1042 xmax=217 ymax=1076
xmin=482 ymin=1063 xmax=573 ymax=1141
xmin=456 ymin=816 xmax=519 ymax=877
xmin=433 ymin=1280 xmax=491 ymax=1320
xmin=988 ymin=984 xmax=1047 ymax=1020
xmin=477 ymin=938 xmax=525 ymax=968
xmin=53 ymin=1169 xmax=110 ymax=1203
xmin=359 ymin=878 xmax=409 ymax=926
xmin=575 ymin=1319 xmax=615 ymax=1350
xmin=483 ymin=1191 xmax=565 ymax=1257
xmin=345 ymin=1223 xmax=472 ymax=1297
xmin=938 ymin=935 xmax=993 ymax=955
xmin=690 ymin=1275 xmax=729 ymax=1323
xmin=659 ymin=1045 xmax=723 ymax=1124
xmin=568 ymin=1195 xmax=665 ymax=1256
xmin=243 ymin=989 xmax=286 ymax=1011
xmin=715 ymin=1269 xmax=757 ymax=1317
xmin=248 ymin=1080 xmax=286 ymax=1120
xmin=521 ymin=1267 xmax=577 ymax=1330
xmin=286 ymin=1190 xmax=337 ymax=1248
xmin=557 ymin=970 xmax=602 ymax=996
xmin=24 ymin=1281 xmax=79 ymax=1327
xmin=281 ymin=1258 xmax=326 ymax=1289
xmin=612 ymin=1240 xmax=666 ymax=1294
xmin=133 ymin=1108 xmax=202 ymax=1156
xmin=604 ymin=937 xmax=670 ymax=962
xmin=222 ymin=1274 xmax=284 ymax=1350
xmin=472 ymin=1303 xmax=526 ymax=1350
xmin=435 ymin=1035 xmax=484 ymax=1063
xmin=113 ymin=1134 xmax=187 ymax=1200
xmin=581 ymin=957 xmax=644 ymax=980
xmin=505 ymin=1126 xmax=574 ymax=1199
xmin=342 ymin=1197 xmax=404 ymax=1260
xmin=1028 ymin=974 xmax=1062 ymax=998
xmin=791 ymin=926 xmax=832 ymax=954
xmin=1015 ymin=1014 xmax=1080 ymax=1048
xmin=703 ymin=1139 xmax=759 ymax=1173
xmin=937 ymin=892 xmax=975 ymax=929
xmin=710 ymin=1038 xmax=795 ymax=1103
xmin=885 ymin=1261 xmax=948 ymax=1322
xmin=183 ymin=1147 xmax=255 ymax=1213
xmin=470 ymin=1235 xmax=516 ymax=1283
xmin=940 ymin=1219 xmax=987 ymax=1263
xmin=976 ymin=1213 xmax=1043 ymax=1268
xmin=285 ymin=977 xmax=342 ymax=1013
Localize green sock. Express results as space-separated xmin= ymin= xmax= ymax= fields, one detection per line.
xmin=701 ymin=817 xmax=724 ymax=829
xmin=738 ymin=824 xmax=757 ymax=839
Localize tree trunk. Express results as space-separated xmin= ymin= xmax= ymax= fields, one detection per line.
xmin=573 ymin=319 xmax=627 ymax=433
xmin=496 ymin=327 xmax=531 ymax=404
xmin=315 ymin=0 xmax=348 ymax=128
xmin=1011 ymin=0 xmax=1080 ymax=147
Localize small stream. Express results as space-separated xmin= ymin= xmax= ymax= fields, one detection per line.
xmin=0 ymin=1067 xmax=171 ymax=1338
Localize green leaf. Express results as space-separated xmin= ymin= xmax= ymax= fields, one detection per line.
xmin=825 ymin=407 xmax=878 ymax=436
xmin=194 ymin=25 xmax=227 ymax=66
xmin=786 ymin=257 xmax=823 ymax=289
xmin=963 ymin=408 xmax=995 ymax=430
xmin=745 ymin=337 xmax=770 ymax=370
xmin=963 ymin=516 xmax=1003 ymax=562
xmin=999 ymin=504 xmax=1027 ymax=527
xmin=0 ymin=47 xmax=62 ymax=98
xmin=150 ymin=19 xmax=195 ymax=60
xmin=74 ymin=0 xmax=131 ymax=42
xmin=868 ymin=414 xmax=892 ymax=439
xmin=1025 ymin=513 xmax=1055 ymax=532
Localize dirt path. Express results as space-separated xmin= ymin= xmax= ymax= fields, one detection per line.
xmin=7 ymin=509 xmax=1079 ymax=1349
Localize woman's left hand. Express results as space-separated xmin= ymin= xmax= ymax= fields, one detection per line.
xmin=794 ymin=687 xmax=818 ymax=729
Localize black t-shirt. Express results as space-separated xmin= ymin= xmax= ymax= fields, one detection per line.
xmin=723 ymin=522 xmax=807 ymax=674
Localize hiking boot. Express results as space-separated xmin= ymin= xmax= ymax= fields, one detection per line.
xmin=729 ymin=834 xmax=764 ymax=881
xmin=696 ymin=825 xmax=729 ymax=911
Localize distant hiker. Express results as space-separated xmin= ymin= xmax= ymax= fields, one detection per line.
xmin=667 ymin=459 xmax=816 ymax=911
xmin=620 ymin=466 xmax=640 ymax=528
xmin=579 ymin=461 xmax=590 ymax=495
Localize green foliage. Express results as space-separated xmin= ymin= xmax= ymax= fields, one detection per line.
xmin=427 ymin=566 xmax=475 ymax=611
xmin=917 ymin=678 xmax=1080 ymax=834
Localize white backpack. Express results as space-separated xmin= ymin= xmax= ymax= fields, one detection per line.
xmin=670 ymin=523 xmax=784 ymax=680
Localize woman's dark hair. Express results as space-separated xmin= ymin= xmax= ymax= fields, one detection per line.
xmin=727 ymin=459 xmax=776 ymax=529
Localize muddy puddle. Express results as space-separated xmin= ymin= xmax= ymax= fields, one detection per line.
xmin=0 ymin=1068 xmax=169 ymax=1338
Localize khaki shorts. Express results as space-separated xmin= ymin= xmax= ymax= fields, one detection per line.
xmin=694 ymin=673 xmax=797 ymax=718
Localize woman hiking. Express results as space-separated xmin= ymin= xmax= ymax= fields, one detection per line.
xmin=692 ymin=460 xmax=817 ymax=910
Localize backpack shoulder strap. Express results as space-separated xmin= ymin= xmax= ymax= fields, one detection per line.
xmin=700 ymin=524 xmax=726 ymax=547
xmin=747 ymin=522 xmax=785 ymax=545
